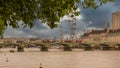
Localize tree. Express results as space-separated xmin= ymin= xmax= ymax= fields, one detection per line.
xmin=0 ymin=0 xmax=114 ymax=37
xmin=0 ymin=19 xmax=5 ymax=38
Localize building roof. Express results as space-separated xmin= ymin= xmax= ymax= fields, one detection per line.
xmin=82 ymin=28 xmax=120 ymax=37
xmin=89 ymin=29 xmax=107 ymax=34
xmin=82 ymin=28 xmax=109 ymax=37
xmin=112 ymin=11 xmax=120 ymax=15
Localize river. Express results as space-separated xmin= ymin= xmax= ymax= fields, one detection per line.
xmin=0 ymin=48 xmax=120 ymax=68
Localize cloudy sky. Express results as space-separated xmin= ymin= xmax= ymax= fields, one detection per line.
xmin=4 ymin=0 xmax=120 ymax=39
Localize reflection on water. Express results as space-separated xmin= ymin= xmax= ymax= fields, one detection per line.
xmin=0 ymin=49 xmax=120 ymax=68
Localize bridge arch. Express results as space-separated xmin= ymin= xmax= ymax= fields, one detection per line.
xmin=48 ymin=43 xmax=72 ymax=51
xmin=79 ymin=43 xmax=93 ymax=51
xmin=96 ymin=44 xmax=111 ymax=50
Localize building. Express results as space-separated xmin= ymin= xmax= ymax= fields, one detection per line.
xmin=112 ymin=12 xmax=120 ymax=29
xmin=81 ymin=11 xmax=120 ymax=43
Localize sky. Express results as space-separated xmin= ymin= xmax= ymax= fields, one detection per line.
xmin=4 ymin=0 xmax=120 ymax=39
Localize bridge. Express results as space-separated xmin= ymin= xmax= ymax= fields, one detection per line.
xmin=0 ymin=40 xmax=120 ymax=52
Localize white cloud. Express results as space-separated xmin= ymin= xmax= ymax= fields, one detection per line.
xmin=4 ymin=15 xmax=88 ymax=39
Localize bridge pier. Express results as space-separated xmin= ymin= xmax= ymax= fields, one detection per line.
xmin=40 ymin=46 xmax=48 ymax=51
xmin=17 ymin=45 xmax=24 ymax=52
xmin=17 ymin=46 xmax=24 ymax=52
xmin=63 ymin=46 xmax=72 ymax=51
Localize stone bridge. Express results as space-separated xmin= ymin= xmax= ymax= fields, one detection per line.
xmin=0 ymin=41 xmax=120 ymax=52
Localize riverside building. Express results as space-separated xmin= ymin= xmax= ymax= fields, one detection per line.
xmin=81 ymin=11 xmax=120 ymax=43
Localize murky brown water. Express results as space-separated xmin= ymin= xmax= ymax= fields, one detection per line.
xmin=0 ymin=48 xmax=120 ymax=68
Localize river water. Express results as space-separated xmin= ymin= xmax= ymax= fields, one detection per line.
xmin=0 ymin=48 xmax=120 ymax=68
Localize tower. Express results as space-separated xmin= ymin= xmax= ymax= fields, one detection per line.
xmin=112 ymin=12 xmax=120 ymax=29
xmin=64 ymin=12 xmax=77 ymax=40
xmin=70 ymin=17 xmax=76 ymax=40
xmin=106 ymin=22 xmax=110 ymax=34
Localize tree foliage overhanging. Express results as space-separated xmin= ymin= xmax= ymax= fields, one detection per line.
xmin=0 ymin=0 xmax=114 ymax=37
